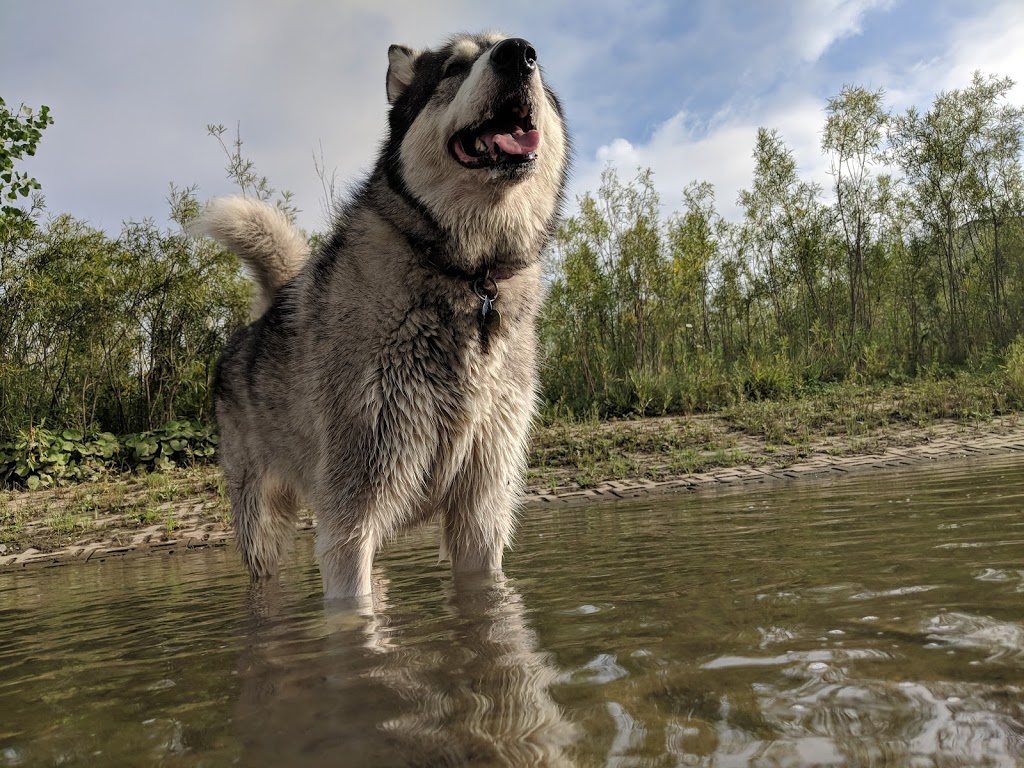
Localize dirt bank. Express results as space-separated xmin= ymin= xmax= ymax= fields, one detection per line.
xmin=3 ymin=414 xmax=1023 ymax=570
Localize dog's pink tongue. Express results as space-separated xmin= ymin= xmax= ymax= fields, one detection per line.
xmin=491 ymin=128 xmax=540 ymax=155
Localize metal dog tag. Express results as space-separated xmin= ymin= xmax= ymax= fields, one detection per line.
xmin=481 ymin=297 xmax=501 ymax=333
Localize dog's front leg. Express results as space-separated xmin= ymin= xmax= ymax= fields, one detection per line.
xmin=443 ymin=482 xmax=516 ymax=575
xmin=315 ymin=479 xmax=426 ymax=598
xmin=314 ymin=510 xmax=379 ymax=599
xmin=439 ymin=425 xmax=526 ymax=575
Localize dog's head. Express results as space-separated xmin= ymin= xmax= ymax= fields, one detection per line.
xmin=383 ymin=33 xmax=570 ymax=263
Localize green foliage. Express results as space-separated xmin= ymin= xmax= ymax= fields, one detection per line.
xmin=0 ymin=120 xmax=303 ymax=440
xmin=539 ymin=72 xmax=1024 ymax=419
xmin=822 ymin=85 xmax=887 ymax=343
xmin=0 ymin=423 xmax=109 ymax=489
xmin=0 ymin=425 xmax=116 ymax=489
xmin=1003 ymin=335 xmax=1024 ymax=406
xmin=121 ymin=420 xmax=218 ymax=472
xmin=887 ymin=73 xmax=1024 ymax=361
xmin=0 ymin=188 xmax=251 ymax=438
xmin=5 ymin=73 xmax=1024 ymax=475
xmin=0 ymin=420 xmax=218 ymax=490
xmin=0 ymin=97 xmax=52 ymax=222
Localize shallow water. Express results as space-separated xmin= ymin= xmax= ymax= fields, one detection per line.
xmin=3 ymin=456 xmax=1024 ymax=767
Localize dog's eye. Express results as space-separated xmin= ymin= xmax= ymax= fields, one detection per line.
xmin=443 ymin=59 xmax=470 ymax=79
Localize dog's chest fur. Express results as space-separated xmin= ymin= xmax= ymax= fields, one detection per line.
xmin=303 ymin=244 xmax=540 ymax=512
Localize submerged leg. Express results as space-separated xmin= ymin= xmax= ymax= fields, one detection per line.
xmin=228 ymin=471 xmax=300 ymax=580
xmin=440 ymin=398 xmax=533 ymax=575
xmin=440 ymin=441 xmax=523 ymax=575
xmin=314 ymin=514 xmax=379 ymax=600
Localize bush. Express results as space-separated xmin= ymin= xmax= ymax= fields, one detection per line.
xmin=0 ymin=419 xmax=218 ymax=490
xmin=1003 ymin=335 xmax=1024 ymax=407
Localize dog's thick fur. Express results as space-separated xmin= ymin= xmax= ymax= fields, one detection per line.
xmin=192 ymin=32 xmax=570 ymax=599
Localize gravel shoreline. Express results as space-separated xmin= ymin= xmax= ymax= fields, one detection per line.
xmin=3 ymin=418 xmax=1024 ymax=571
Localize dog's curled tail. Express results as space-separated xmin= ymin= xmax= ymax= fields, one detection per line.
xmin=190 ymin=197 xmax=310 ymax=316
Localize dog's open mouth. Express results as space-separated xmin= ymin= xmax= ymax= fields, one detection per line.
xmin=449 ymin=98 xmax=540 ymax=169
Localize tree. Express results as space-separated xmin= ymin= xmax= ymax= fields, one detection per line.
xmin=822 ymin=85 xmax=887 ymax=341
xmin=0 ymin=98 xmax=52 ymax=231
xmin=958 ymin=73 xmax=1024 ymax=345
xmin=666 ymin=180 xmax=720 ymax=356
xmin=889 ymin=73 xmax=1024 ymax=362
xmin=738 ymin=128 xmax=827 ymax=353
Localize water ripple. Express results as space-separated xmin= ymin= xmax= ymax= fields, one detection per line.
xmin=3 ymin=455 xmax=1024 ymax=765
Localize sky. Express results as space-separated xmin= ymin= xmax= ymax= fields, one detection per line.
xmin=3 ymin=0 xmax=1024 ymax=236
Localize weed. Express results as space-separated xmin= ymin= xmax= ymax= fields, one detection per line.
xmin=125 ymin=504 xmax=160 ymax=527
xmin=43 ymin=508 xmax=80 ymax=536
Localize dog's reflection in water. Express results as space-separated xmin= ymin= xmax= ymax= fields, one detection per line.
xmin=235 ymin=573 xmax=579 ymax=767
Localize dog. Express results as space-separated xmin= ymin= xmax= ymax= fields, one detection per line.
xmin=192 ymin=32 xmax=570 ymax=599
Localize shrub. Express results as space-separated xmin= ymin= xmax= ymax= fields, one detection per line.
xmin=0 ymin=419 xmax=218 ymax=490
xmin=1003 ymin=335 xmax=1024 ymax=407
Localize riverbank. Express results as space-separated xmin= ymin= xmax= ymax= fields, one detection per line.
xmin=4 ymin=401 xmax=1023 ymax=570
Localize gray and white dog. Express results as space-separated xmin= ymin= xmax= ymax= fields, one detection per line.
xmin=193 ymin=32 xmax=570 ymax=599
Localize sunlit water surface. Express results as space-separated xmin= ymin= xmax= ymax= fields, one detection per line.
xmin=2 ymin=456 xmax=1024 ymax=767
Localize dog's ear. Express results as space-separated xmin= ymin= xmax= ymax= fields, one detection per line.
xmin=386 ymin=45 xmax=421 ymax=104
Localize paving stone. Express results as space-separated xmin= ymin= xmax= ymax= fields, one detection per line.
xmin=652 ymin=481 xmax=691 ymax=491
xmin=13 ymin=548 xmax=41 ymax=564
xmin=19 ymin=552 xmax=60 ymax=566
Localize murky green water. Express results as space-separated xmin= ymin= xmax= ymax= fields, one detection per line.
xmin=2 ymin=457 xmax=1024 ymax=767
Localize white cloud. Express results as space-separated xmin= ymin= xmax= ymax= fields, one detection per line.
xmin=574 ymin=98 xmax=829 ymax=224
xmin=570 ymin=0 xmax=1024 ymax=227
xmin=907 ymin=1 xmax=1024 ymax=104
xmin=837 ymin=1 xmax=1024 ymax=113
xmin=792 ymin=0 xmax=894 ymax=62
xmin=5 ymin=0 xmax=1021 ymax=240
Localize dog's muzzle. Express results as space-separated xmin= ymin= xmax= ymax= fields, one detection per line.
xmin=448 ymin=38 xmax=542 ymax=173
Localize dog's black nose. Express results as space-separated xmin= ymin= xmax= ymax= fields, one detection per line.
xmin=490 ymin=38 xmax=537 ymax=77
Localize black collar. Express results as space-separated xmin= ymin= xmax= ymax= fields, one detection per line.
xmin=406 ymin=232 xmax=518 ymax=284
xmin=404 ymin=233 xmax=511 ymax=351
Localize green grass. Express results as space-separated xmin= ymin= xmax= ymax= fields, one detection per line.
xmin=721 ymin=373 xmax=1013 ymax=445
xmin=3 ymin=372 xmax=1021 ymax=517
xmin=529 ymin=416 xmax=752 ymax=488
xmin=41 ymin=505 xmax=90 ymax=538
xmin=125 ymin=504 xmax=162 ymax=527
xmin=0 ymin=507 xmax=27 ymax=543
xmin=527 ymin=373 xmax=1018 ymax=488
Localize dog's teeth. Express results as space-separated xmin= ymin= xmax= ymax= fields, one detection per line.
xmin=475 ymin=136 xmax=487 ymax=154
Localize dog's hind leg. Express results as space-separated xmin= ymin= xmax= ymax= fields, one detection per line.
xmin=228 ymin=470 xmax=300 ymax=581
